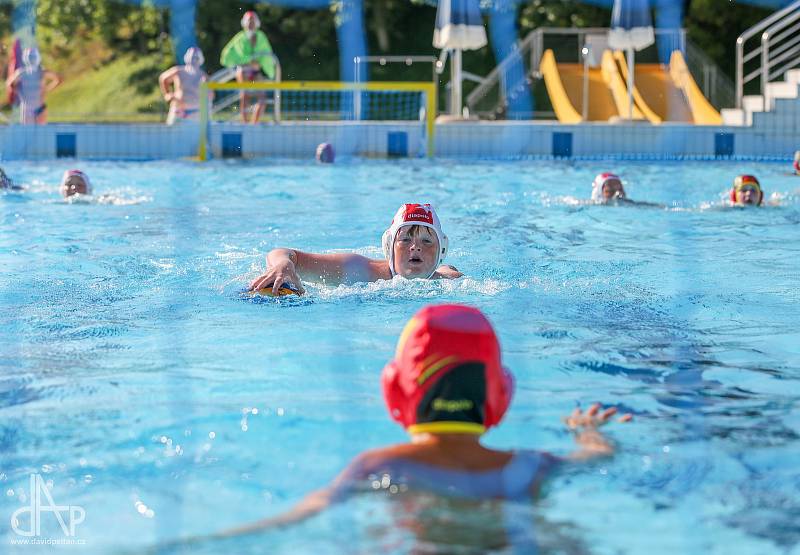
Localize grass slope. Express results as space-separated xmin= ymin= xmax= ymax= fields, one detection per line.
xmin=46 ymin=52 xmax=168 ymax=122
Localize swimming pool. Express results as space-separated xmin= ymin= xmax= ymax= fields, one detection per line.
xmin=1 ymin=159 xmax=799 ymax=553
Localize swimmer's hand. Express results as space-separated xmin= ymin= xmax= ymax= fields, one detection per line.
xmin=248 ymin=253 xmax=305 ymax=295
xmin=433 ymin=264 xmax=463 ymax=279
xmin=564 ymin=403 xmax=631 ymax=460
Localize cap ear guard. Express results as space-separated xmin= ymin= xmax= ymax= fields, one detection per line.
xmin=381 ymin=228 xmax=393 ymax=260
xmin=484 ymin=367 xmax=514 ymax=428
xmin=381 ymin=361 xmax=410 ymax=426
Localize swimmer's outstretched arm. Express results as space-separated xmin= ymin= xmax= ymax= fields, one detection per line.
xmin=167 ymin=457 xmax=366 ymax=548
xmin=563 ymin=403 xmax=631 ymax=461
xmin=248 ymin=248 xmax=385 ymax=293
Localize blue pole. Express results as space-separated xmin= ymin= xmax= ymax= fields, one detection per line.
xmin=170 ymin=0 xmax=198 ymax=64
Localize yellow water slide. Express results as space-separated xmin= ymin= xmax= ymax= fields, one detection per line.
xmin=540 ymin=49 xmax=621 ymax=123
xmin=541 ymin=47 xmax=722 ymax=125
xmin=601 ymin=50 xmax=646 ymax=121
xmin=614 ymin=49 xmax=721 ymax=124
xmin=669 ymin=50 xmax=722 ymax=125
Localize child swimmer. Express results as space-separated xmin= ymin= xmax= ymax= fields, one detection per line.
xmin=248 ymin=203 xmax=462 ymax=295
xmin=729 ymin=175 xmax=763 ymax=207
xmin=211 ymin=304 xmax=631 ymax=537
xmin=60 ymin=170 xmax=92 ymax=198
xmin=591 ymin=172 xmax=663 ymax=207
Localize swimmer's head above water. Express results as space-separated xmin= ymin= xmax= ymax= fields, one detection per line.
xmin=793 ymin=151 xmax=800 ymax=175
xmin=316 ymin=143 xmax=335 ymax=164
xmin=592 ymin=173 xmax=626 ymax=202
xmin=382 ymin=203 xmax=448 ymax=279
xmin=382 ymin=304 xmax=514 ymax=435
xmin=60 ymin=170 xmax=92 ymax=198
xmin=730 ymin=175 xmax=763 ymax=206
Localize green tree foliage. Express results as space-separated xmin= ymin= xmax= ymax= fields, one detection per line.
xmin=685 ymin=0 xmax=772 ymax=79
xmin=196 ymin=0 xmax=338 ymax=80
xmin=35 ymin=0 xmax=171 ymax=61
xmin=519 ymin=0 xmax=609 ymax=31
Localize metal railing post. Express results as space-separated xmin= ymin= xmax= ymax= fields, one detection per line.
xmin=736 ymin=38 xmax=744 ymax=108
xmin=761 ymin=31 xmax=770 ymax=99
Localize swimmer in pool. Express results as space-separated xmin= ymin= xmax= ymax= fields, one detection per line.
xmin=729 ymin=174 xmax=763 ymax=207
xmin=208 ymin=304 xmax=631 ymax=537
xmin=60 ymin=170 xmax=92 ymax=198
xmin=592 ymin=173 xmax=626 ymax=203
xmin=248 ymin=203 xmax=462 ymax=294
xmin=591 ymin=173 xmax=663 ymax=207
xmin=793 ymin=151 xmax=799 ymax=175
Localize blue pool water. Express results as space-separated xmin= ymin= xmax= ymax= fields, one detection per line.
xmin=1 ymin=159 xmax=799 ymax=554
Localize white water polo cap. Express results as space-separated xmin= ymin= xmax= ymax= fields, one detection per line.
xmin=184 ymin=47 xmax=204 ymax=69
xmin=382 ymin=203 xmax=448 ymax=278
xmin=592 ymin=172 xmax=624 ymax=201
xmin=60 ymin=170 xmax=92 ymax=195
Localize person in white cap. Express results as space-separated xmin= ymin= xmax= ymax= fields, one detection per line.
xmin=220 ymin=10 xmax=276 ymax=124
xmin=60 ymin=170 xmax=92 ymax=198
xmin=158 ymin=47 xmax=209 ymax=125
xmin=248 ymin=203 xmax=461 ymax=294
xmin=5 ymin=47 xmax=61 ymax=124
xmin=591 ymin=173 xmax=627 ymax=203
xmin=590 ymin=173 xmax=660 ymax=207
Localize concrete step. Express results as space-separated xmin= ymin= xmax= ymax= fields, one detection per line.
xmin=743 ymin=95 xmax=765 ymax=114
xmin=786 ymin=69 xmax=800 ymax=85
xmin=721 ymin=108 xmax=746 ymax=126
xmin=765 ymin=81 xmax=799 ymax=109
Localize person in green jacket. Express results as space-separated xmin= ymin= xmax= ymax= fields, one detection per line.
xmin=220 ymin=10 xmax=276 ymax=124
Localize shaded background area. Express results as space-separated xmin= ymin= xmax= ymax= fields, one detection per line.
xmin=0 ymin=0 xmax=794 ymax=121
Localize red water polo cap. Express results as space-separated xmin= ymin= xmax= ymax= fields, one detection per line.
xmin=381 ymin=304 xmax=513 ymax=435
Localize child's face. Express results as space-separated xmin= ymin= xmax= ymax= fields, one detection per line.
xmin=602 ymin=179 xmax=626 ymax=200
xmin=734 ymin=185 xmax=761 ymax=206
xmin=393 ymin=226 xmax=440 ymax=278
xmin=61 ymin=176 xmax=89 ymax=197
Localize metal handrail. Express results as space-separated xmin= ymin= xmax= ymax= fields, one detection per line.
xmin=354 ymin=55 xmax=438 ymax=85
xmin=761 ymin=12 xmax=800 ymax=96
xmin=210 ymin=53 xmax=282 ymax=122
xmin=466 ymin=27 xmax=687 ymax=117
xmin=735 ymin=0 xmax=800 ymax=107
xmin=685 ymin=38 xmax=735 ymax=109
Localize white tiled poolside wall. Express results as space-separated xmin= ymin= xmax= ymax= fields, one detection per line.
xmin=1 ymin=95 xmax=798 ymax=160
